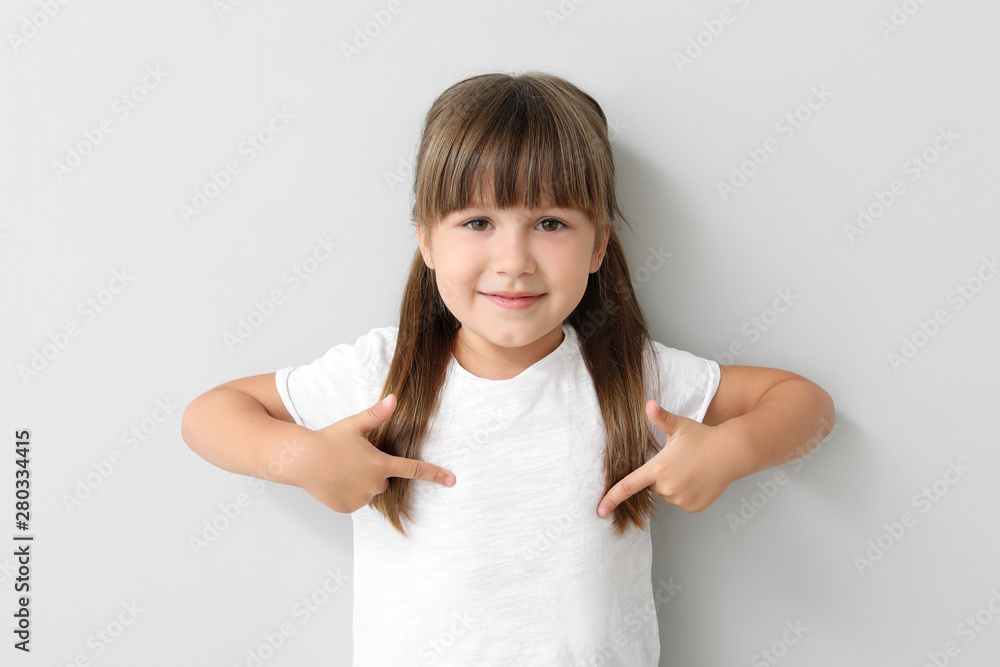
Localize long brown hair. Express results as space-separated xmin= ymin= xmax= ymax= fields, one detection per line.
xmin=368 ymin=71 xmax=660 ymax=537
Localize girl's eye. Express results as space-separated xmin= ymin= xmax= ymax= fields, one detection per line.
xmin=462 ymin=218 xmax=565 ymax=232
xmin=464 ymin=218 xmax=490 ymax=231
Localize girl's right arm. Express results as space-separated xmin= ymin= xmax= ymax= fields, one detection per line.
xmin=180 ymin=374 xmax=456 ymax=513
xmin=181 ymin=373 xmax=305 ymax=484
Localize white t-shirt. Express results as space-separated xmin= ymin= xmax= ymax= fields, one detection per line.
xmin=275 ymin=323 xmax=720 ymax=666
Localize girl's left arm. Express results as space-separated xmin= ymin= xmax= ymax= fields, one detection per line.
xmin=597 ymin=365 xmax=835 ymax=517
xmin=703 ymin=365 xmax=836 ymax=482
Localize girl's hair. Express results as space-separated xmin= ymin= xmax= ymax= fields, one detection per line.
xmin=368 ymin=70 xmax=660 ymax=537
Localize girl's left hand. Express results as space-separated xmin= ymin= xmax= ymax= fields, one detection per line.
xmin=597 ymin=399 xmax=745 ymax=517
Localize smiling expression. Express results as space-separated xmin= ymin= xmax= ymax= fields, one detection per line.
xmin=417 ymin=200 xmax=610 ymax=378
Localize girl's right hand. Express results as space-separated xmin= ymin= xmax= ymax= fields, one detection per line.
xmin=289 ymin=394 xmax=456 ymax=513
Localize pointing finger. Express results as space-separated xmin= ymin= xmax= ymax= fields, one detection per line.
xmin=597 ymin=463 xmax=655 ymax=518
xmin=383 ymin=453 xmax=456 ymax=487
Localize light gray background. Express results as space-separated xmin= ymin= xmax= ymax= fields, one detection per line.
xmin=3 ymin=1 xmax=999 ymax=665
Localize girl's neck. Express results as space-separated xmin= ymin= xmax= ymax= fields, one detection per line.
xmin=452 ymin=325 xmax=565 ymax=381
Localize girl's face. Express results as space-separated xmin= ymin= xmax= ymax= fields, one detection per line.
xmin=417 ymin=198 xmax=609 ymax=372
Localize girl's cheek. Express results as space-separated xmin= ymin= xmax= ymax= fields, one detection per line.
xmin=436 ymin=277 xmax=466 ymax=304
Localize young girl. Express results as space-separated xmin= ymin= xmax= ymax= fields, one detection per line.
xmin=182 ymin=71 xmax=834 ymax=666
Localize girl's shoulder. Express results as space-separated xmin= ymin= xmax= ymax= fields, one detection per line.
xmin=642 ymin=335 xmax=721 ymax=418
xmin=364 ymin=324 xmax=399 ymax=345
xmin=304 ymin=324 xmax=399 ymax=376
xmin=643 ymin=336 xmax=715 ymax=367
xmin=351 ymin=324 xmax=399 ymax=363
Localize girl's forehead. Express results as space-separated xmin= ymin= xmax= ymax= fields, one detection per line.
xmin=455 ymin=185 xmax=579 ymax=214
xmin=462 ymin=193 xmax=559 ymax=212
xmin=429 ymin=163 xmax=606 ymax=225
xmin=465 ymin=172 xmax=560 ymax=210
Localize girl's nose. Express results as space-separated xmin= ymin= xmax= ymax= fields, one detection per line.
xmin=491 ymin=229 xmax=534 ymax=277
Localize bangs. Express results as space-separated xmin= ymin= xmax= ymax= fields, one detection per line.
xmin=413 ymin=74 xmax=613 ymax=227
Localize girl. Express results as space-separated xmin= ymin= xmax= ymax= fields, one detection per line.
xmin=182 ymin=71 xmax=834 ymax=666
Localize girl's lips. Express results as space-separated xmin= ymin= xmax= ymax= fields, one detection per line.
xmin=482 ymin=293 xmax=544 ymax=310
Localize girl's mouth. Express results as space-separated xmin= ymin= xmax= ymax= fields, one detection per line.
xmin=482 ymin=293 xmax=544 ymax=310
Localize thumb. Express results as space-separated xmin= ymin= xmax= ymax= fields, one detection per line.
xmin=647 ymin=399 xmax=682 ymax=439
xmin=351 ymin=394 xmax=397 ymax=435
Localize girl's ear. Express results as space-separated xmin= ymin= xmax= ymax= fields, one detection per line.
xmin=417 ymin=223 xmax=435 ymax=270
xmin=590 ymin=225 xmax=611 ymax=273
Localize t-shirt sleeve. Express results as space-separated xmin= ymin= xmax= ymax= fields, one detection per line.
xmin=645 ymin=339 xmax=721 ymax=449
xmin=274 ymin=326 xmax=397 ymax=431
